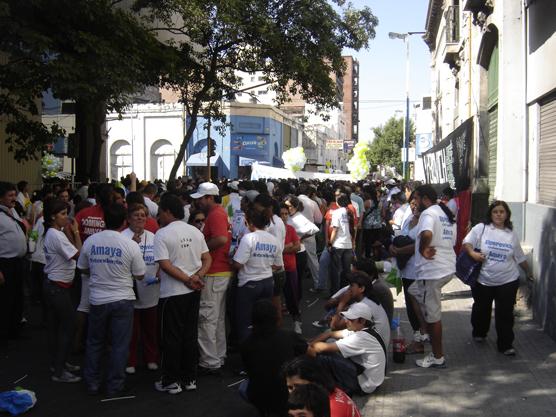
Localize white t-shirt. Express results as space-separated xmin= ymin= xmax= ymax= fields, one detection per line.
xmin=77 ymin=230 xmax=146 ymax=305
xmin=298 ymin=194 xmax=323 ymax=224
xmin=463 ymin=223 xmax=526 ymax=287
xmin=288 ymin=212 xmax=319 ymax=252
xmin=233 ymin=230 xmax=283 ymax=287
xmin=43 ymin=228 xmax=78 ymax=283
xmin=121 ymin=228 xmax=160 ymax=309
xmin=415 ymin=205 xmax=456 ymax=280
xmin=392 ymin=203 xmax=409 ymax=233
xmin=267 ymin=214 xmax=286 ymax=255
xmin=144 ymin=196 xmax=159 ymax=218
xmin=30 ymin=217 xmax=46 ymax=264
xmin=361 ymin=297 xmax=391 ymax=348
xmin=336 ymin=328 xmax=386 ymax=394
xmin=154 ymin=220 xmax=209 ymax=298
xmin=331 ymin=207 xmax=352 ymax=249
xmin=446 ymin=198 xmax=458 ymax=220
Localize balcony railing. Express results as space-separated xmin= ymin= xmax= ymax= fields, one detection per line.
xmin=445 ymin=5 xmax=460 ymax=44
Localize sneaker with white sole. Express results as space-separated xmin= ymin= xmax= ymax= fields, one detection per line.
xmin=183 ymin=380 xmax=197 ymax=391
xmin=147 ymin=362 xmax=158 ymax=371
xmin=50 ymin=362 xmax=81 ymax=373
xmin=413 ymin=331 xmax=430 ymax=343
xmin=154 ymin=380 xmax=183 ymax=394
xmin=294 ymin=321 xmax=302 ymax=334
xmin=416 ymin=353 xmax=446 ymax=368
xmin=52 ymin=370 xmax=82 ymax=383
xmin=125 ymin=366 xmax=136 ymax=374
xmin=503 ymin=348 xmax=516 ymax=356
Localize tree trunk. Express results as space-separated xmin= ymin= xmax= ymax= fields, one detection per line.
xmin=169 ymin=111 xmax=198 ymax=182
xmin=75 ymin=99 xmax=106 ymax=182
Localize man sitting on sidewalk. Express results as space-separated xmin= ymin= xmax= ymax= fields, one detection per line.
xmin=307 ymin=302 xmax=386 ymax=395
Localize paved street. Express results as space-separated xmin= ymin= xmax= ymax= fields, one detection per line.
xmin=2 ymin=278 xmax=556 ymax=417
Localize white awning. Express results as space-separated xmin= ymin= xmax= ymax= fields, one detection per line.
xmin=186 ymin=152 xmax=221 ymax=167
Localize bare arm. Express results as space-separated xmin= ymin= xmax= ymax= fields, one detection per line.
xmin=419 ymin=230 xmax=436 ymax=259
xmin=283 ymin=240 xmax=301 ymax=254
xmin=463 ymin=242 xmax=486 ymax=262
xmin=206 ymin=236 xmax=227 ymax=251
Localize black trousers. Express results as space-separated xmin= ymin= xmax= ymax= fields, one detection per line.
xmin=402 ymin=278 xmax=421 ymax=332
xmin=295 ymin=251 xmax=308 ymax=301
xmin=0 ymin=257 xmax=24 ymax=345
xmin=158 ymin=292 xmax=200 ymax=385
xmin=43 ymin=280 xmax=77 ymax=376
xmin=330 ymin=248 xmax=353 ymax=296
xmin=471 ymin=280 xmax=519 ymax=352
xmin=362 ymin=228 xmax=382 ymax=259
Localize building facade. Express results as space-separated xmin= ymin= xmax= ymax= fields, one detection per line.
xmin=424 ymin=0 xmax=556 ymax=339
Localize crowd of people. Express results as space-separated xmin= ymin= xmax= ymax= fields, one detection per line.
xmin=0 ymin=173 xmax=533 ymax=416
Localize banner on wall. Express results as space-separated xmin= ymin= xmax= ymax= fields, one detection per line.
xmin=250 ymin=162 xmax=352 ymax=181
xmin=421 ymin=117 xmax=473 ymax=191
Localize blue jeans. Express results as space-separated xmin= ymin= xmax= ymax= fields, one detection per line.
xmin=85 ymin=299 xmax=134 ymax=394
xmin=235 ymin=277 xmax=273 ymax=342
xmin=317 ymin=249 xmax=331 ymax=290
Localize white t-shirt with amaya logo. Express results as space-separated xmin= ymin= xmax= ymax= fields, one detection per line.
xmin=154 ymin=220 xmax=209 ymax=298
xmin=77 ymin=230 xmax=146 ymax=305
xmin=233 ymin=230 xmax=283 ymax=287
xmin=121 ymin=228 xmax=160 ymax=309
xmin=415 ymin=204 xmax=456 ymax=280
xmin=463 ymin=223 xmax=526 ymax=286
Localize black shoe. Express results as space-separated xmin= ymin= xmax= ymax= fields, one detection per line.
xmin=106 ymin=385 xmax=133 ymax=398
xmin=197 ymin=365 xmax=222 ymax=376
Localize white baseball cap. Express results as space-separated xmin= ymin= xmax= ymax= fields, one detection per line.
xmin=191 ymin=182 xmax=220 ymax=199
xmin=340 ymin=302 xmax=374 ymax=322
xmin=229 ymin=181 xmax=239 ymax=191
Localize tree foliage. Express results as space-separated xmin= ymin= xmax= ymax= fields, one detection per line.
xmin=367 ymin=116 xmax=414 ymax=174
xmin=136 ymin=0 xmax=378 ymax=180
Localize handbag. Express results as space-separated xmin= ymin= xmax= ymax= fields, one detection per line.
xmin=455 ymin=224 xmax=486 ymax=287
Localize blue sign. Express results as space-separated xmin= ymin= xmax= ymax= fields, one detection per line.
xmin=416 ymin=133 xmax=433 ymax=155
xmin=231 ymin=134 xmax=268 ymax=157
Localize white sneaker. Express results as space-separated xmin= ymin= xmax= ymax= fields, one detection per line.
xmin=294 ymin=321 xmax=302 ymax=334
xmin=125 ymin=366 xmax=136 ymax=375
xmin=413 ymin=331 xmax=430 ymax=343
xmin=52 ymin=370 xmax=82 ymax=383
xmin=416 ymin=352 xmax=446 ymax=368
xmin=183 ymin=380 xmax=197 ymax=391
xmin=147 ymin=362 xmax=159 ymax=371
xmin=154 ymin=380 xmax=183 ymax=394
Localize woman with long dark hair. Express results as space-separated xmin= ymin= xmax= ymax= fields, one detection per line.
xmin=43 ymin=199 xmax=82 ymax=382
xmin=463 ymin=200 xmax=532 ymax=355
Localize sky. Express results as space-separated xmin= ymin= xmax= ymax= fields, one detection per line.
xmin=345 ymin=0 xmax=431 ymax=141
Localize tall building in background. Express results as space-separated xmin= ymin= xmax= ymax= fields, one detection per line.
xmin=342 ymin=56 xmax=359 ymax=154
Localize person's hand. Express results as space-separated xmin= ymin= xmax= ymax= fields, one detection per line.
xmin=0 ymin=271 xmax=4 ymax=286
xmin=422 ymin=246 xmax=436 ymax=260
xmin=471 ymin=251 xmax=486 ymax=263
xmin=527 ymin=272 xmax=534 ymax=282
xmin=389 ymin=245 xmax=398 ymax=256
xmin=71 ymin=219 xmax=80 ymax=234
xmin=306 ymin=345 xmax=317 ymax=358
xmin=186 ymin=274 xmax=205 ymax=291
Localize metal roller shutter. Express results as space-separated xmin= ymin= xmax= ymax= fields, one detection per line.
xmin=488 ymin=106 xmax=498 ymax=203
xmin=539 ymin=96 xmax=556 ymax=207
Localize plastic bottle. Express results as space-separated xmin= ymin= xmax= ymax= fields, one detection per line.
xmin=392 ymin=317 xmax=406 ymax=364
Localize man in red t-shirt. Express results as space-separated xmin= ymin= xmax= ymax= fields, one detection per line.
xmin=191 ymin=182 xmax=232 ymax=374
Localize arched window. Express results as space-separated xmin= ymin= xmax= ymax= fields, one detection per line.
xmin=110 ymin=140 xmax=132 ymax=180
xmin=150 ymin=139 xmax=175 ymax=181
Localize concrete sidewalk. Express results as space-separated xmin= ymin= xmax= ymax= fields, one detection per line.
xmin=356 ymin=279 xmax=556 ymax=417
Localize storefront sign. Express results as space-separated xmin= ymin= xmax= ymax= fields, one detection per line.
xmin=422 ymin=118 xmax=473 ymax=191
xmin=326 ymin=139 xmax=344 ymax=150
xmin=343 ymin=140 xmax=355 ymax=153
xmin=231 ymin=134 xmax=268 ymax=156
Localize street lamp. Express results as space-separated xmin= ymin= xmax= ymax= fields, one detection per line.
xmin=389 ymin=31 xmax=425 ymax=179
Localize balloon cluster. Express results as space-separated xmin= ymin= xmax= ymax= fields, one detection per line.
xmin=41 ymin=153 xmax=62 ymax=179
xmin=282 ymin=147 xmax=307 ymax=172
xmin=347 ymin=142 xmax=371 ymax=181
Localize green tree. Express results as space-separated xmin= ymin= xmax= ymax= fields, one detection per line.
xmin=367 ymin=116 xmax=414 ymax=174
xmin=136 ymin=0 xmax=379 ymax=181
xmin=1 ymin=0 xmax=185 ymax=180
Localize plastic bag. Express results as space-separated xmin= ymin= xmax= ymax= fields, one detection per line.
xmin=0 ymin=389 xmax=37 ymax=415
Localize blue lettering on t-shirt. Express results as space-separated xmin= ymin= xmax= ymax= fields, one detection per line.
xmin=90 ymin=245 xmax=122 ymax=257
